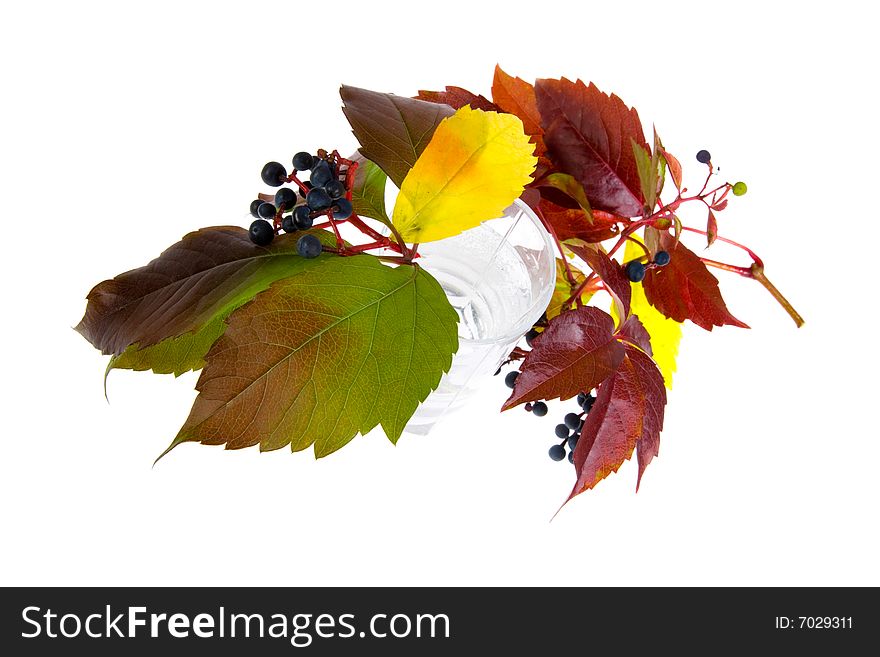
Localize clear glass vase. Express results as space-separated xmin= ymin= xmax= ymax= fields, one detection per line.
xmin=396 ymin=200 xmax=556 ymax=434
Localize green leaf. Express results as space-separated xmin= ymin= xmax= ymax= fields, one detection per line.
xmin=77 ymin=227 xmax=338 ymax=376
xmin=350 ymin=154 xmax=391 ymax=227
xmin=340 ymin=85 xmax=454 ymax=188
xmin=162 ymin=257 xmax=459 ymax=459
xmin=632 ymin=139 xmax=657 ymax=211
xmin=108 ymin=312 xmax=232 ymax=377
xmin=652 ymin=127 xmax=667 ymax=202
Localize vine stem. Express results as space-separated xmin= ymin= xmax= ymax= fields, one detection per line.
xmin=750 ymin=264 xmax=805 ymax=328
xmin=679 ymin=225 xmax=763 ymax=266
xmin=284 ymin=150 xmax=415 ymax=262
xmin=563 ymin=272 xmax=603 ymax=309
xmin=625 ymin=234 xmax=650 ymax=257
xmin=533 ymin=204 xmax=577 ymax=286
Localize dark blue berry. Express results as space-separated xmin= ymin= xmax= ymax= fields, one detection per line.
xmin=332 ymin=198 xmax=353 ymax=219
xmin=300 ymin=181 xmax=313 ymax=196
xmin=549 ymin=445 xmax=566 ymax=461
xmin=504 ymin=371 xmax=519 ymax=389
xmin=582 ymin=395 xmax=595 ymax=412
xmin=293 ymin=205 xmax=313 ymax=230
xmin=626 ymin=260 xmax=646 ymax=283
xmin=525 ymin=328 xmax=540 ymax=347
xmin=654 ymin=250 xmax=671 ymax=266
xmin=249 ymin=219 xmax=274 ymax=246
xmin=281 ymin=215 xmax=297 ymax=234
xmin=257 ymin=202 xmax=276 ymax=220
xmin=274 ymin=187 xmax=297 ymax=211
xmin=292 ymin=151 xmax=315 ymax=171
xmin=554 ymin=424 xmax=569 ymax=439
xmin=261 ymin=161 xmax=287 ymax=187
xmin=567 ymin=450 xmax=575 ymax=464
xmin=249 ymin=199 xmax=263 ymax=218
xmin=310 ymin=160 xmax=333 ymax=187
xmin=307 ymin=187 xmax=332 ymax=211
xmin=564 ymin=413 xmax=580 ymax=431
xmin=567 ymin=434 xmax=579 ymax=451
xmin=325 ymin=179 xmax=346 ymax=199
xmin=531 ymin=401 xmax=548 ymax=417
xmin=296 ymin=234 xmax=322 ymax=258
xmin=696 ymin=150 xmax=711 ymax=164
xmin=577 ymin=392 xmax=586 ymax=406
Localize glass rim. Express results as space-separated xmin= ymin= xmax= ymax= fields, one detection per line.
xmin=454 ymin=198 xmax=555 ymax=346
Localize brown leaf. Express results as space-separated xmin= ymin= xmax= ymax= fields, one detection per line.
xmin=415 ymin=86 xmax=499 ymax=111
xmin=706 ymin=209 xmax=718 ymax=246
xmin=660 ymin=148 xmax=683 ymax=191
xmin=535 ymin=77 xmax=648 ymax=217
xmin=570 ymin=344 xmax=666 ymax=497
xmin=340 ymin=85 xmax=454 ymax=188
xmin=491 ymin=65 xmax=545 ymax=156
xmin=566 ymin=243 xmax=631 ymax=320
xmin=538 ymin=198 xmax=620 ymax=243
xmin=502 ymin=307 xmax=625 ymax=410
xmin=617 ymin=315 xmax=653 ymax=357
xmin=642 ymin=232 xmax=749 ymax=330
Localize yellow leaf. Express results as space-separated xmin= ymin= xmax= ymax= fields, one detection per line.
xmin=546 ymin=258 xmax=593 ymax=321
xmin=612 ymin=240 xmax=683 ymax=389
xmin=391 ymin=106 xmax=537 ymax=243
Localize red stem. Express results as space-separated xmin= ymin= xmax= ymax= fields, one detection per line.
xmin=700 ymin=258 xmax=753 ymax=277
xmin=533 ymin=204 xmax=577 ymax=286
xmin=625 ymin=234 xmax=650 ymax=257
xmin=679 ymin=226 xmax=764 ymax=267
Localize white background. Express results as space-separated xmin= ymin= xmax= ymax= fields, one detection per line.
xmin=1 ymin=1 xmax=877 ymax=586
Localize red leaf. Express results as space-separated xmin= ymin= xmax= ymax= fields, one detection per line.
xmin=535 ymin=77 xmax=648 ymax=217
xmin=661 ymin=148 xmax=683 ymax=191
xmin=570 ymin=345 xmax=666 ymax=497
xmin=642 ymin=233 xmax=749 ymax=330
xmin=706 ymin=209 xmax=718 ymax=247
xmin=617 ymin=315 xmax=652 ymax=357
xmin=712 ymin=198 xmax=729 ymax=212
xmin=566 ymin=243 xmax=631 ymax=319
xmin=491 ymin=65 xmax=545 ymax=156
xmin=502 ymin=307 xmax=625 ymax=410
xmin=415 ymin=86 xmax=499 ymax=112
xmin=537 ymin=197 xmax=620 ymax=243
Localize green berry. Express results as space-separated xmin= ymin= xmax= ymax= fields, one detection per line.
xmin=732 ymin=181 xmax=748 ymax=196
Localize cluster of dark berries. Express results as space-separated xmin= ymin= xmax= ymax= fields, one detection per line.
xmin=546 ymin=391 xmax=595 ymax=463
xmin=624 ymin=249 xmax=671 ymax=283
xmin=504 ymin=371 xmax=596 ymax=464
xmin=247 ymin=150 xmax=354 ymax=258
